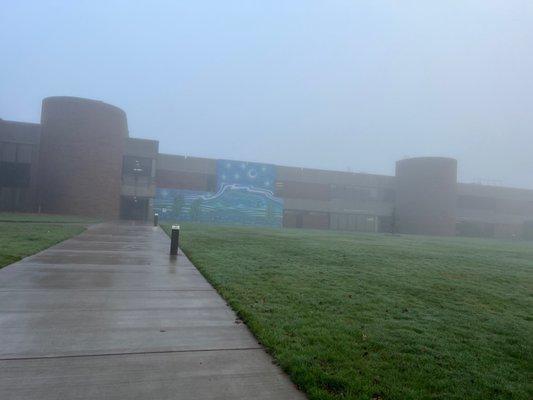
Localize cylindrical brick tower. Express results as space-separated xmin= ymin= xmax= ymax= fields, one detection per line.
xmin=38 ymin=96 xmax=128 ymax=219
xmin=395 ymin=157 xmax=457 ymax=236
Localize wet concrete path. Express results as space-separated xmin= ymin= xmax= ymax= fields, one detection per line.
xmin=0 ymin=222 xmax=305 ymax=399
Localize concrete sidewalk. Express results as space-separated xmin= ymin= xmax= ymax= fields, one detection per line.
xmin=0 ymin=222 xmax=305 ymax=399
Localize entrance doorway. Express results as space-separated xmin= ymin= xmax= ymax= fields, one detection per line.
xmin=120 ymin=196 xmax=149 ymax=221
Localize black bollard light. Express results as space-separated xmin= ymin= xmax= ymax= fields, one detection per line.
xmin=153 ymin=213 xmax=159 ymax=227
xmin=170 ymin=225 xmax=180 ymax=256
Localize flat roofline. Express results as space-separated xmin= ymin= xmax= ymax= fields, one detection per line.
xmin=0 ymin=119 xmax=41 ymax=127
xmin=2 ymin=118 xmax=533 ymax=193
xmin=458 ymin=182 xmax=533 ymax=193
xmin=156 ymin=152 xmax=533 ymax=193
xmin=157 ymin=152 xmax=395 ymax=180
xmin=157 ymin=152 xmax=216 ymax=161
xmin=127 ymin=136 xmax=159 ymax=143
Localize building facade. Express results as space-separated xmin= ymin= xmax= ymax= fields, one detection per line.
xmin=1 ymin=96 xmax=532 ymax=239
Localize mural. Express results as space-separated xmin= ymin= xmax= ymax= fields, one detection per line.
xmin=154 ymin=159 xmax=283 ymax=227
xmin=217 ymin=159 xmax=276 ymax=191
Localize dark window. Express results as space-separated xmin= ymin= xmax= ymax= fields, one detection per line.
xmin=1 ymin=143 xmax=17 ymax=162
xmin=380 ymin=188 xmax=395 ymax=202
xmin=120 ymin=196 xmax=149 ymax=221
xmin=330 ymin=213 xmax=377 ymax=232
xmin=16 ymin=145 xmax=32 ymax=163
xmin=122 ymin=156 xmax=152 ymax=177
xmin=456 ymin=220 xmax=495 ymax=238
xmin=0 ymin=162 xmax=31 ymax=187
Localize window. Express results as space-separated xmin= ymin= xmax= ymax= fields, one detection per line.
xmin=122 ymin=156 xmax=152 ymax=177
xmin=1 ymin=142 xmax=16 ymax=162
xmin=380 ymin=188 xmax=395 ymax=202
xmin=16 ymin=145 xmax=32 ymax=163
xmin=0 ymin=162 xmax=31 ymax=187
xmin=330 ymin=213 xmax=377 ymax=232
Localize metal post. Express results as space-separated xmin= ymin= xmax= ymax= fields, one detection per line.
xmin=170 ymin=225 xmax=180 ymax=256
xmin=153 ymin=213 xmax=159 ymax=227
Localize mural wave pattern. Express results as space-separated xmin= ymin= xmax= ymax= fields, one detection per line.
xmin=154 ymin=160 xmax=283 ymax=227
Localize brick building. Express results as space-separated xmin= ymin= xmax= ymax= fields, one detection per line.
xmin=1 ymin=96 xmax=532 ymax=239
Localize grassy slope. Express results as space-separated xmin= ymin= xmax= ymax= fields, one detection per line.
xmin=0 ymin=213 xmax=95 ymax=268
xmin=163 ymin=223 xmax=532 ymax=400
xmin=0 ymin=212 xmax=96 ymax=223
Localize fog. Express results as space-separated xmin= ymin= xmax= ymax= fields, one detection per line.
xmin=1 ymin=0 xmax=532 ymax=189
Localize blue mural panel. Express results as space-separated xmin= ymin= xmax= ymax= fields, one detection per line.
xmin=154 ymin=159 xmax=283 ymax=227
xmin=217 ymin=159 xmax=276 ymax=191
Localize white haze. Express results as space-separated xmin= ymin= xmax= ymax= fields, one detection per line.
xmin=1 ymin=0 xmax=532 ymax=188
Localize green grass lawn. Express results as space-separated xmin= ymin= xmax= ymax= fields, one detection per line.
xmin=0 ymin=213 xmax=96 ymax=268
xmin=162 ymin=223 xmax=532 ymax=400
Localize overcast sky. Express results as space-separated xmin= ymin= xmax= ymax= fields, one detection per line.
xmin=1 ymin=1 xmax=532 ymax=188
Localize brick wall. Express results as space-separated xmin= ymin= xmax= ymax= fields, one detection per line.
xmin=155 ymin=169 xmax=216 ymax=192
xmin=38 ymin=97 xmax=127 ymax=219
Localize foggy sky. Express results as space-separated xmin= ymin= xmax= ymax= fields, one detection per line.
xmin=1 ymin=1 xmax=532 ymax=189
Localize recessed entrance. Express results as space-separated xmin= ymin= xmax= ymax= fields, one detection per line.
xmin=120 ymin=196 xmax=149 ymax=221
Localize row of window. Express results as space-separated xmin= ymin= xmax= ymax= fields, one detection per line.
xmin=0 ymin=142 xmax=33 ymax=163
xmin=329 ymin=213 xmax=378 ymax=232
xmin=457 ymin=195 xmax=533 ymax=216
xmin=283 ymin=209 xmax=392 ymax=233
xmin=276 ymin=180 xmax=395 ymax=202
